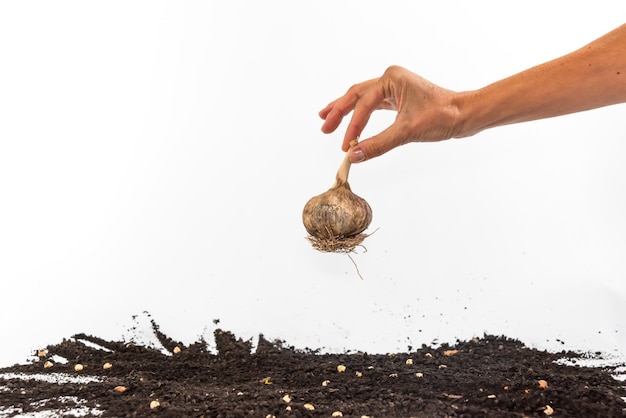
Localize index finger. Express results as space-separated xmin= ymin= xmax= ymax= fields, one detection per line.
xmin=342 ymin=82 xmax=387 ymax=151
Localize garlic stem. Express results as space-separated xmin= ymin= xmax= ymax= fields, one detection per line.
xmin=334 ymin=139 xmax=358 ymax=187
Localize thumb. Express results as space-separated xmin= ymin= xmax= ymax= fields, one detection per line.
xmin=348 ymin=126 xmax=401 ymax=163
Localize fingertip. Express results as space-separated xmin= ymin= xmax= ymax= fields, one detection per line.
xmin=341 ymin=136 xmax=352 ymax=152
xmin=348 ymin=147 xmax=366 ymax=163
xmin=349 ymin=134 xmax=391 ymax=163
xmin=321 ymin=118 xmax=339 ymax=134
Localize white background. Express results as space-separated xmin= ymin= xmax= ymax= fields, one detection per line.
xmin=1 ymin=1 xmax=625 ymax=367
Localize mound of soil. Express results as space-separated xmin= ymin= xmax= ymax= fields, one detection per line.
xmin=0 ymin=321 xmax=624 ymax=417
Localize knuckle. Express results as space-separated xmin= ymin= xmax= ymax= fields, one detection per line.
xmin=383 ymin=65 xmax=404 ymax=78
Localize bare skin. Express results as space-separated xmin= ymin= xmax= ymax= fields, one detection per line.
xmin=320 ymin=24 xmax=626 ymax=163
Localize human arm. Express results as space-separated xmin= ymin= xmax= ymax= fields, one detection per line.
xmin=319 ymin=23 xmax=626 ymax=163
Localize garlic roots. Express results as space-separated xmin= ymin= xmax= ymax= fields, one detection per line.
xmin=302 ymin=143 xmax=372 ymax=253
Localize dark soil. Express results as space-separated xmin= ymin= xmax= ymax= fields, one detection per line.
xmin=0 ymin=321 xmax=624 ymax=418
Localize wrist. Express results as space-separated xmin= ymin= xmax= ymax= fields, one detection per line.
xmin=450 ymin=90 xmax=486 ymax=138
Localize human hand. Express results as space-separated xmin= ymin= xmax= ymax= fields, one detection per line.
xmin=319 ymin=65 xmax=463 ymax=163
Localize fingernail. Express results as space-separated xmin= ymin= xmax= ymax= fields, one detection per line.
xmin=349 ymin=148 xmax=366 ymax=163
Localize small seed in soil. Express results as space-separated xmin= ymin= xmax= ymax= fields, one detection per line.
xmin=443 ymin=349 xmax=459 ymax=356
xmin=114 ymin=386 xmax=127 ymax=393
xmin=74 ymin=364 xmax=84 ymax=372
xmin=150 ymin=400 xmax=160 ymax=409
xmin=303 ymin=403 xmax=315 ymax=411
xmin=173 ymin=346 xmax=181 ymax=354
xmin=487 ymin=394 xmax=497 ymax=399
xmin=322 ymin=380 xmax=330 ymax=387
xmin=282 ymin=394 xmax=291 ymax=403
xmin=544 ymin=405 xmax=554 ymax=415
xmin=332 ymin=411 xmax=343 ymax=417
xmin=355 ymin=371 xmax=362 ymax=377
xmin=337 ymin=365 xmax=346 ymax=372
xmin=425 ymin=353 xmax=433 ymax=358
xmin=37 ymin=349 xmax=46 ymax=357
xmin=406 ymin=358 xmax=414 ymax=365
xmin=416 ymin=372 xmax=424 ymax=378
xmin=103 ymin=362 xmax=112 ymax=370
xmin=389 ymin=373 xmax=398 ymax=378
xmin=43 ymin=361 xmax=53 ymax=369
xmin=538 ymin=379 xmax=549 ymax=389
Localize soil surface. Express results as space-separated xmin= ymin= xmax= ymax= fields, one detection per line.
xmin=0 ymin=321 xmax=624 ymax=417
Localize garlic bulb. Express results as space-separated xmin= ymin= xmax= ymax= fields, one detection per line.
xmin=302 ymin=144 xmax=372 ymax=252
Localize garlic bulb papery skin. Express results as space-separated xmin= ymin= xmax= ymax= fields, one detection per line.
xmin=302 ymin=149 xmax=372 ymax=241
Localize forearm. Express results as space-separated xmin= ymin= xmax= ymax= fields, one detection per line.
xmin=455 ymin=24 xmax=626 ymax=137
